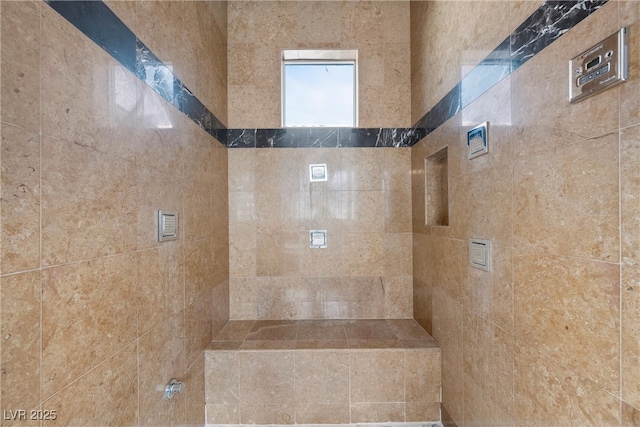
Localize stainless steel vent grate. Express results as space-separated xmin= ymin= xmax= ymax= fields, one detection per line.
xmin=158 ymin=210 xmax=178 ymax=242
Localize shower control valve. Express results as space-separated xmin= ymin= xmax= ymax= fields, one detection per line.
xmin=164 ymin=379 xmax=185 ymax=399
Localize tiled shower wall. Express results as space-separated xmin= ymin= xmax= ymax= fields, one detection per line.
xmin=227 ymin=0 xmax=411 ymax=128
xmin=0 ymin=2 xmax=228 ymax=425
xmin=411 ymin=1 xmax=640 ymax=425
xmin=227 ymin=1 xmax=414 ymax=321
xmin=229 ymin=147 xmax=412 ymax=320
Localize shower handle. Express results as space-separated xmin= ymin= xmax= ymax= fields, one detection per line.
xmin=164 ymin=379 xmax=186 ymax=399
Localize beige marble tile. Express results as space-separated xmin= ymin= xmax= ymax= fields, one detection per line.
xmin=138 ymin=314 xmax=185 ymax=427
xmin=297 ymin=320 xmax=346 ymax=341
xmin=623 ymin=264 xmax=640 ymax=408
xmin=255 ymin=277 xmax=321 ymax=320
xmin=442 ymin=352 xmax=464 ymax=426
xmin=623 ymin=401 xmax=640 ymax=427
xmin=321 ymin=276 xmax=385 ymax=319
xmin=350 ymin=402 xmax=404 ymax=423
xmin=229 ymin=233 xmax=257 ymax=278
xmin=43 ymin=344 xmax=138 ymax=426
xmin=622 ymin=125 xmax=640 ymax=268
xmin=136 ymin=245 xmax=184 ymax=335
xmin=228 ymin=148 xmax=256 ymax=192
xmin=132 ymin=83 xmax=186 ymax=177
xmin=341 ymin=190 xmax=385 ymax=233
xmin=341 ymin=2 xmax=384 ymax=45
xmin=239 ymin=351 xmax=295 ymax=405
xmin=387 ymin=319 xmax=432 ymax=341
xmin=240 ymin=404 xmax=295 ymax=425
xmin=383 ymin=276 xmax=413 ymax=319
xmin=255 ymin=232 xmax=308 ymax=277
xmin=41 ymin=136 xmax=137 ymax=266
xmin=245 ymin=320 xmax=298 ymax=341
xmin=1 ymin=124 xmax=40 ymax=274
xmin=1 ymin=1 xmax=40 ymax=131
xmin=432 ymin=289 xmax=464 ymax=368
xmin=240 ymin=340 xmax=296 ymax=350
xmin=295 ymin=2 xmax=342 ymax=45
xmin=256 ymin=190 xmax=310 ymax=234
xmin=385 ymin=189 xmax=413 ymax=233
xmin=460 ymin=163 xmax=513 ymax=248
xmin=514 ymin=134 xmax=619 ymax=262
xmin=350 ymin=350 xmax=404 ymax=403
xmin=228 ymin=84 xmax=280 ymax=128
xmin=514 ymin=343 xmax=620 ymax=426
xmin=229 ymin=191 xmax=257 ymax=235
xmin=213 ymin=320 xmax=255 ymax=342
xmin=180 ymin=2 xmax=214 ymax=108
xmin=184 ymin=239 xmax=213 ymax=307
xmin=206 ymin=404 xmax=239 ymax=424
xmin=342 ymin=232 xmax=384 ymax=277
xmin=511 ymin=2 xmax=619 ymax=158
xmin=464 ymin=373 xmax=514 ymax=427
xmin=205 ymin=351 xmax=239 ymax=405
xmin=412 ymin=278 xmax=433 ymax=335
xmin=212 ymin=279 xmax=230 ymax=337
xmin=41 ymin=255 xmax=137 ymax=399
xmin=295 ymin=351 xmax=349 ymax=404
xmin=229 ymin=277 xmax=257 ymax=320
xmin=185 ymin=353 xmax=205 ymax=427
xmin=40 ymin=6 xmax=136 ymax=159
xmin=1 ymin=271 xmax=41 ymax=412
xmin=295 ymin=340 xmax=349 ymax=350
xmin=208 ymin=341 xmax=242 ymax=351
xmin=406 ymin=349 xmax=441 ymax=404
xmin=406 ymin=402 xmax=441 ymax=423
xmin=185 ymin=289 xmax=213 ymax=369
xmin=344 ymin=319 xmax=396 ymax=341
xmin=183 ymin=178 xmax=213 ymax=243
xmin=514 ymin=253 xmax=620 ymax=393
xmin=463 ymin=310 xmax=514 ymax=414
xmin=294 ymin=403 xmax=350 ymax=424
xmin=341 ymin=148 xmax=385 ymax=191
xmin=462 ymin=243 xmax=514 ymax=333
xmin=384 ymin=233 xmax=412 ymax=277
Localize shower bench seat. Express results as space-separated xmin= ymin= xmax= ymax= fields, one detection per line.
xmin=204 ymin=319 xmax=441 ymax=425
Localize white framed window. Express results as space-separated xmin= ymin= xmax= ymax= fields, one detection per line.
xmin=282 ymin=49 xmax=358 ymax=127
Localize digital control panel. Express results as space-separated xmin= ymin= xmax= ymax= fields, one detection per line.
xmin=570 ymin=27 xmax=628 ymax=103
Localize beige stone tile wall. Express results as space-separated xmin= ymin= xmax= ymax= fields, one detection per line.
xmin=411 ymin=1 xmax=640 ymax=425
xmin=229 ymin=147 xmax=413 ymax=320
xmin=227 ymin=0 xmax=411 ymax=128
xmin=205 ymin=319 xmax=440 ymax=424
xmin=0 ymin=2 xmax=228 ymax=425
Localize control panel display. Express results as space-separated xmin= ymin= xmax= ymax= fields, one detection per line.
xmin=569 ymin=28 xmax=628 ymax=103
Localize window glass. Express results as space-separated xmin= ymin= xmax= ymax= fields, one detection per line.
xmin=282 ymin=50 xmax=358 ymax=127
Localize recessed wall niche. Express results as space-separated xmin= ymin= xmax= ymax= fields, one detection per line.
xmin=425 ymin=146 xmax=449 ymax=226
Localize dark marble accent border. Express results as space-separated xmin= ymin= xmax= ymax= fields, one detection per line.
xmin=46 ymin=0 xmax=227 ymax=144
xmin=47 ymin=0 xmax=608 ymax=149
xmin=227 ymin=127 xmax=426 ymax=148
xmin=413 ymin=0 xmax=609 ymax=138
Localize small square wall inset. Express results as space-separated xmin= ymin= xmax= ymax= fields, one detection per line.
xmin=309 ymin=163 xmax=328 ymax=182
xmin=310 ymin=230 xmax=327 ymax=248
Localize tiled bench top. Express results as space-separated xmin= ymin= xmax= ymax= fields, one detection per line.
xmin=208 ymin=319 xmax=438 ymax=351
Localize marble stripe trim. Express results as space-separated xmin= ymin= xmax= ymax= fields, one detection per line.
xmin=46 ymin=0 xmax=608 ymax=149
xmin=414 ymin=0 xmax=609 ymax=134
xmin=45 ymin=0 xmax=227 ymax=144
